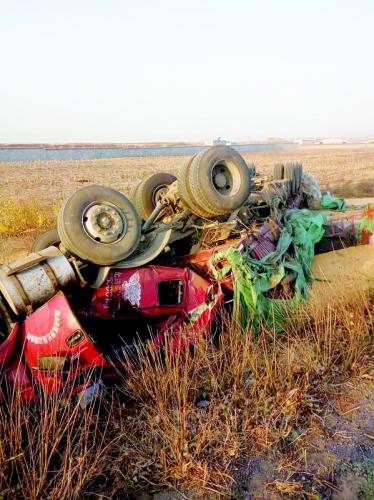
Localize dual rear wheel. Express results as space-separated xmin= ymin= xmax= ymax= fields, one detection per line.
xmin=177 ymin=145 xmax=253 ymax=218
xmin=273 ymin=162 xmax=303 ymax=195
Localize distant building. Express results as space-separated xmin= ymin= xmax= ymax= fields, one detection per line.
xmin=318 ymin=138 xmax=351 ymax=145
xmin=296 ymin=138 xmax=354 ymax=145
xmin=213 ymin=137 xmax=231 ymax=145
xmin=296 ymin=138 xmax=317 ymax=145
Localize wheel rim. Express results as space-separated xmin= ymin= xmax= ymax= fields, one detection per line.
xmin=83 ymin=203 xmax=126 ymax=243
xmin=211 ymin=163 xmax=237 ymax=196
xmin=152 ymin=184 xmax=168 ymax=206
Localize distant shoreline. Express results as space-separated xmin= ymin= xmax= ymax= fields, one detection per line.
xmin=0 ymin=140 xmax=296 ymax=150
xmin=1 ymin=142 xmax=373 ymax=163
xmin=0 ymin=143 xmax=298 ymax=162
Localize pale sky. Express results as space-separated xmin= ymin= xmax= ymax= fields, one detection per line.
xmin=1 ymin=0 xmax=373 ymax=143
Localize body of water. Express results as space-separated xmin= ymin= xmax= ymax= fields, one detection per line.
xmin=0 ymin=143 xmax=297 ymax=162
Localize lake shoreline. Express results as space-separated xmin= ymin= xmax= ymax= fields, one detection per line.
xmin=0 ymin=142 xmax=297 ymax=161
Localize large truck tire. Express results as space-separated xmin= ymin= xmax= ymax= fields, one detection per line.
xmin=178 ymin=146 xmax=252 ymax=217
xmin=247 ymin=163 xmax=256 ymax=177
xmin=57 ymin=185 xmax=141 ymax=266
xmin=177 ymin=155 xmax=213 ymax=219
xmin=284 ymin=163 xmax=303 ymax=195
xmin=131 ymin=172 xmax=176 ymax=220
xmin=295 ymin=163 xmax=303 ymax=191
xmin=273 ymin=163 xmax=284 ymax=180
xmin=31 ymin=228 xmax=60 ymax=252
xmin=284 ymin=164 xmax=297 ymax=195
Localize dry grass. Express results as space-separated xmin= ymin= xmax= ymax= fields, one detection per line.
xmin=117 ymin=290 xmax=373 ymax=496
xmin=0 ymin=200 xmax=58 ymax=263
xmin=0 ymin=290 xmax=372 ymax=497
xmin=0 ymin=199 xmax=57 ymax=237
xmin=0 ymin=386 xmax=115 ymax=499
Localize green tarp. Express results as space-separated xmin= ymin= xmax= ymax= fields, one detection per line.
xmin=209 ymin=209 xmax=326 ymax=332
xmin=320 ymin=193 xmax=346 ymax=211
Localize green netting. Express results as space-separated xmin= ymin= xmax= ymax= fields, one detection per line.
xmin=320 ymin=193 xmax=346 ymax=211
xmin=209 ymin=209 xmax=326 ymax=332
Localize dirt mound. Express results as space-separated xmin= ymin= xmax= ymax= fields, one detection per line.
xmin=311 ymin=245 xmax=374 ymax=305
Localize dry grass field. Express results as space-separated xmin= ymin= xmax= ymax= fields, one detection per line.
xmin=0 ymin=290 xmax=372 ymax=498
xmin=1 ymin=145 xmax=374 ymax=206
xmin=0 ymin=145 xmax=373 ymax=498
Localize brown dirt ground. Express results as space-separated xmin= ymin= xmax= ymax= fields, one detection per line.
xmin=239 ymin=381 xmax=374 ymax=498
xmin=311 ymin=245 xmax=374 ymax=306
xmin=1 ymin=144 xmax=374 ymax=206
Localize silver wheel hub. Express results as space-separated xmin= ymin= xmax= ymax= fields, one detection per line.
xmin=152 ymin=185 xmax=168 ymax=206
xmin=214 ymin=173 xmax=227 ymax=188
xmin=83 ymin=204 xmax=125 ymax=243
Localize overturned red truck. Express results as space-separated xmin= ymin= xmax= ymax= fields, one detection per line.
xmin=0 ymin=146 xmax=372 ymax=403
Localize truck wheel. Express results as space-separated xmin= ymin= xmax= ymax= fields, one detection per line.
xmin=284 ymin=163 xmax=303 ymax=194
xmin=283 ymin=164 xmax=298 ymax=195
xmin=31 ymin=228 xmax=60 ymax=252
xmin=295 ymin=163 xmax=303 ymax=191
xmin=131 ymin=172 xmax=176 ymax=220
xmin=57 ymin=185 xmax=141 ymax=265
xmin=177 ymin=155 xmax=213 ymax=218
xmin=273 ymin=163 xmax=284 ymax=180
xmin=187 ymin=146 xmax=252 ymax=216
xmin=247 ymin=163 xmax=256 ymax=177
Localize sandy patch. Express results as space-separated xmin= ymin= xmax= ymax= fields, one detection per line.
xmin=311 ymin=245 xmax=374 ymax=305
xmin=345 ymin=197 xmax=374 ymax=206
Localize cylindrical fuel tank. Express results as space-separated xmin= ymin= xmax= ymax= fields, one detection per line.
xmin=0 ymin=246 xmax=78 ymax=315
